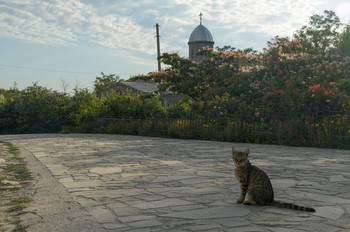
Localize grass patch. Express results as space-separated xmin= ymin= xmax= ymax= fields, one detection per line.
xmin=0 ymin=186 xmax=20 ymax=191
xmin=7 ymin=205 xmax=26 ymax=213
xmin=13 ymin=224 xmax=29 ymax=232
xmin=10 ymin=197 xmax=33 ymax=204
xmin=4 ymin=164 xmax=33 ymax=181
xmin=0 ymin=141 xmax=20 ymax=155
xmin=6 ymin=156 xmax=25 ymax=162
xmin=0 ymin=141 xmax=33 ymax=232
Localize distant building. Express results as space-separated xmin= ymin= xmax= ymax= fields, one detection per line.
xmin=101 ymin=81 xmax=183 ymax=106
xmin=103 ymin=81 xmax=158 ymax=96
xmin=188 ymin=12 xmax=215 ymax=63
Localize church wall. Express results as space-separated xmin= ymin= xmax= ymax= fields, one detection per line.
xmin=189 ymin=41 xmax=214 ymax=63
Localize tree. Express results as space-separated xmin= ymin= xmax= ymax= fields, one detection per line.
xmin=216 ymin=45 xmax=237 ymax=52
xmin=131 ymin=48 xmax=263 ymax=114
xmin=93 ymin=72 xmax=123 ymax=95
xmin=337 ymin=24 xmax=350 ymax=57
xmin=216 ymin=45 xmax=257 ymax=54
xmin=294 ymin=10 xmax=341 ymax=56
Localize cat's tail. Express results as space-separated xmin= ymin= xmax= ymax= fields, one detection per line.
xmin=271 ymin=200 xmax=315 ymax=212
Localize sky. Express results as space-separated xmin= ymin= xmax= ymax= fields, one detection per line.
xmin=1 ymin=0 xmax=350 ymax=93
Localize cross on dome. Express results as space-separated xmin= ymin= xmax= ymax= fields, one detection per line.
xmin=199 ymin=12 xmax=203 ymax=25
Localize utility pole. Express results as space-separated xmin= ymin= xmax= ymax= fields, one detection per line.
xmin=155 ymin=23 xmax=161 ymax=72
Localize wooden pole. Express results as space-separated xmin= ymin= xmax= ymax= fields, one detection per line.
xmin=156 ymin=23 xmax=161 ymax=72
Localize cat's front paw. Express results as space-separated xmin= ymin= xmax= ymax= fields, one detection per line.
xmin=236 ymin=197 xmax=244 ymax=204
xmin=243 ymin=200 xmax=251 ymax=205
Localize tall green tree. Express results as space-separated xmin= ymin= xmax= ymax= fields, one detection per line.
xmin=337 ymin=24 xmax=350 ymax=57
xmin=93 ymin=72 xmax=123 ymax=95
xmin=294 ymin=10 xmax=341 ymax=56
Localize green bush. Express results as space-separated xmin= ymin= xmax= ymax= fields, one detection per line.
xmin=0 ymin=84 xmax=71 ymax=133
xmin=0 ymin=85 xmax=166 ymax=134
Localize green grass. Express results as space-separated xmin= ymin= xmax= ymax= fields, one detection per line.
xmin=13 ymin=224 xmax=29 ymax=232
xmin=0 ymin=141 xmax=20 ymax=155
xmin=6 ymin=156 xmax=25 ymax=162
xmin=0 ymin=141 xmax=33 ymax=232
xmin=10 ymin=197 xmax=33 ymax=204
xmin=4 ymin=164 xmax=33 ymax=181
xmin=7 ymin=205 xmax=26 ymax=213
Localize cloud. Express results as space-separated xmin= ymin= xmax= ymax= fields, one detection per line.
xmin=153 ymin=0 xmax=323 ymax=52
xmin=0 ymin=0 xmax=324 ymax=57
xmin=0 ymin=0 xmax=156 ymax=54
xmin=336 ymin=2 xmax=350 ymax=17
xmin=0 ymin=0 xmax=78 ymax=45
xmin=201 ymin=0 xmax=322 ymax=36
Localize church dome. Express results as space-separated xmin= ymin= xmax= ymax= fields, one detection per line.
xmin=188 ymin=24 xmax=213 ymax=43
xmin=188 ymin=13 xmax=214 ymax=62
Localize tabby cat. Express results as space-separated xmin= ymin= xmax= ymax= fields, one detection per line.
xmin=232 ymin=147 xmax=315 ymax=212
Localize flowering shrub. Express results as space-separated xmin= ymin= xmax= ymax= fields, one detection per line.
xmin=261 ymin=38 xmax=349 ymax=109
xmin=136 ymin=34 xmax=349 ymax=116
xmin=126 ymin=31 xmax=350 ymax=148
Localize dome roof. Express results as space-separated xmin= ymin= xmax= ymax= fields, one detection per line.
xmin=188 ymin=24 xmax=213 ymax=43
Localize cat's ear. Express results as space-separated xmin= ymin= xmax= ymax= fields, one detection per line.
xmin=232 ymin=147 xmax=237 ymax=153
xmin=244 ymin=149 xmax=250 ymax=156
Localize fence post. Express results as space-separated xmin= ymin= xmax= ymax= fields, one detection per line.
xmin=314 ymin=107 xmax=319 ymax=146
xmin=189 ymin=111 xmax=192 ymax=136
xmin=123 ymin=116 xmax=126 ymax=133
xmin=240 ymin=109 xmax=244 ymax=136
xmin=99 ymin=118 xmax=103 ymax=132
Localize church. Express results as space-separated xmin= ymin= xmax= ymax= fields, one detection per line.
xmin=188 ymin=12 xmax=215 ymax=62
xmin=102 ymin=13 xmax=213 ymax=105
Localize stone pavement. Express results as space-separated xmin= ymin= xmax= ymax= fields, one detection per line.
xmin=1 ymin=134 xmax=350 ymax=232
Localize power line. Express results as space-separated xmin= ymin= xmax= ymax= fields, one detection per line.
xmin=0 ymin=63 xmax=139 ymax=75
xmin=0 ymin=63 xmax=96 ymax=75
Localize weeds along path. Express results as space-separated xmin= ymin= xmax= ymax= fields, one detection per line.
xmin=0 ymin=141 xmax=33 ymax=232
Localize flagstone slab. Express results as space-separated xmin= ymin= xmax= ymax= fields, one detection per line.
xmin=160 ymin=206 xmax=250 ymax=219
xmin=128 ymin=219 xmax=163 ymax=228
xmin=89 ymin=166 xmax=122 ymax=174
xmin=89 ymin=206 xmax=116 ymax=223
xmin=214 ymin=217 xmax=250 ymax=227
xmin=271 ymin=179 xmax=298 ymax=189
xmin=329 ymin=175 xmax=350 ymax=182
xmin=152 ymin=175 xmax=193 ymax=183
xmin=134 ymin=199 xmax=194 ymax=209
xmin=290 ymin=192 xmax=350 ymax=204
xmin=313 ymin=206 xmax=345 ymax=220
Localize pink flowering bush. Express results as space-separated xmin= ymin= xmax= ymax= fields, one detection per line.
xmin=258 ymin=38 xmax=350 ymax=113
xmin=132 ymin=38 xmax=349 ymax=117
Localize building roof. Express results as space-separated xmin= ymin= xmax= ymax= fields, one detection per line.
xmin=188 ymin=24 xmax=214 ymax=43
xmin=120 ymin=81 xmax=159 ymax=93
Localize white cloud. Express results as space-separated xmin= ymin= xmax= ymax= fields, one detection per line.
xmin=0 ymin=0 xmax=156 ymax=54
xmin=0 ymin=0 xmax=324 ymax=57
xmin=0 ymin=0 xmax=80 ymax=44
xmin=201 ymin=0 xmax=322 ymax=36
xmin=336 ymin=2 xmax=350 ymax=17
xmin=142 ymin=0 xmax=323 ymax=52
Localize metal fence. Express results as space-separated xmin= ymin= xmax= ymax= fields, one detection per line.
xmin=96 ymin=108 xmax=350 ymax=149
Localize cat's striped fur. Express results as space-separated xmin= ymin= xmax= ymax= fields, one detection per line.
xmin=232 ymin=147 xmax=315 ymax=212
